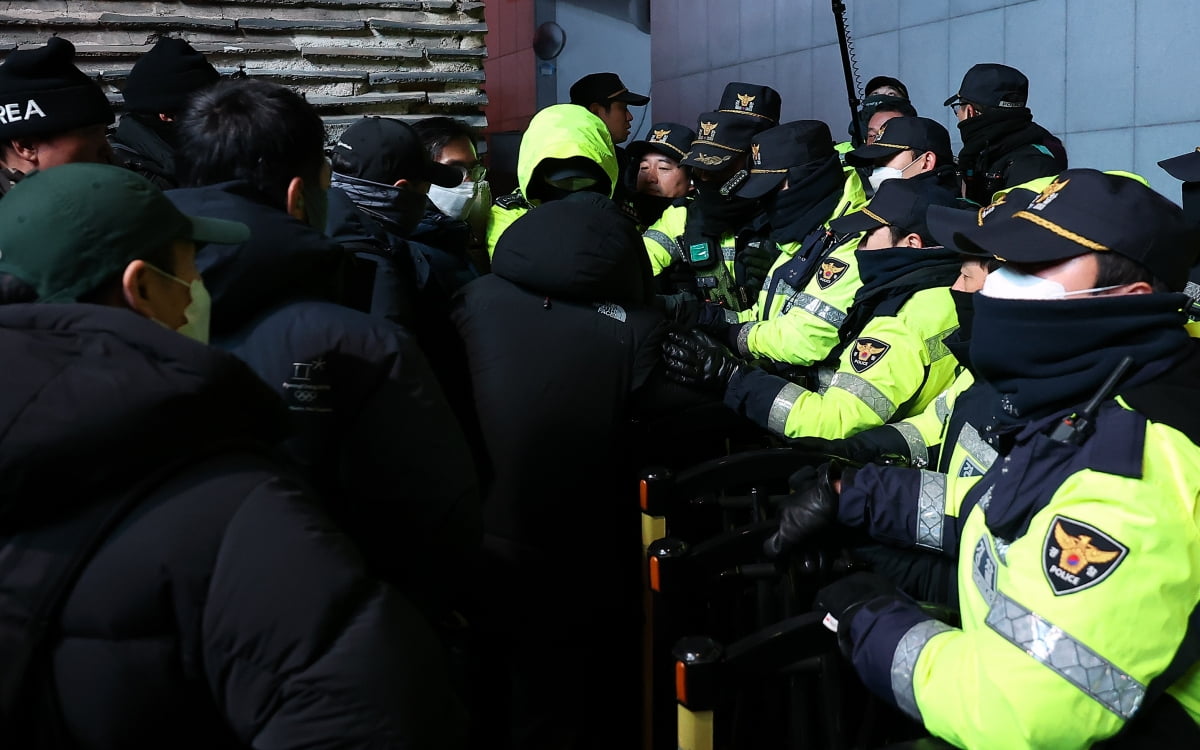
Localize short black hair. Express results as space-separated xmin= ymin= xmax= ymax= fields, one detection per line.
xmin=175 ymin=78 xmax=327 ymax=210
xmin=1095 ymin=251 xmax=1172 ymax=294
xmin=411 ymin=116 xmax=477 ymax=161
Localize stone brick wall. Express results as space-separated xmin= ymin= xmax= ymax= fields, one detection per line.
xmin=0 ymin=1 xmax=487 ymax=138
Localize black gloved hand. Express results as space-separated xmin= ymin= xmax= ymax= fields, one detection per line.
xmin=740 ymin=240 xmax=781 ymax=296
xmin=787 ymin=426 xmax=910 ymax=467
xmin=762 ymin=462 xmax=841 ymax=560
xmin=662 ymin=329 xmax=742 ymax=394
xmin=815 ymin=571 xmax=905 ymax=656
xmin=656 ymin=291 xmax=704 ymax=327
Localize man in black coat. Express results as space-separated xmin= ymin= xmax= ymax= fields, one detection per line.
xmin=453 ymin=193 xmax=668 ymax=750
xmin=946 ymin=63 xmax=1068 ymax=204
xmin=169 ymin=78 xmax=481 ymax=621
xmin=0 ymin=163 xmax=467 ymax=749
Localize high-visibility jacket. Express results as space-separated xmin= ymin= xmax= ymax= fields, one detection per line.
xmin=641 ymin=204 xmax=764 ymax=311
xmin=486 ymin=105 xmax=619 ymax=257
xmin=725 ymin=286 xmax=960 ymax=440
xmin=838 ymin=350 xmax=1200 ymax=748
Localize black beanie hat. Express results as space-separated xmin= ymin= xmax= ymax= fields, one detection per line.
xmin=122 ymin=37 xmax=220 ymax=115
xmin=0 ymin=37 xmax=113 ymax=139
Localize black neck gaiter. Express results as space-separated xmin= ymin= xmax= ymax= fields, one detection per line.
xmin=694 ymin=179 xmax=761 ymax=236
xmin=957 ymin=108 xmax=1035 ymax=162
xmin=765 ymin=155 xmax=845 ymax=245
xmin=969 ymin=292 xmax=1192 ymax=425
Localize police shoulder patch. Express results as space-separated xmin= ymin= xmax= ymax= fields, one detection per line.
xmin=1043 ymin=515 xmax=1127 ymax=595
xmin=850 ymin=337 xmax=890 ymax=373
xmin=816 ymin=258 xmax=849 ymax=289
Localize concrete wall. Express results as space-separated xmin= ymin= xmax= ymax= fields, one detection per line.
xmin=650 ymin=0 xmax=1200 ymax=202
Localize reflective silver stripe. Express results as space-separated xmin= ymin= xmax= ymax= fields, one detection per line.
xmin=891 ymin=619 xmax=954 ymax=721
xmin=958 ymin=422 xmax=998 ymax=473
xmin=934 ymin=392 xmax=951 ymax=423
xmin=773 ymin=281 xmax=798 ymax=314
xmin=723 ymin=308 xmax=741 ymax=325
xmin=972 ymin=536 xmax=998 ymax=605
xmin=986 ymin=590 xmax=1146 ymax=720
xmin=767 ymin=382 xmax=806 ymax=435
xmin=736 ymin=322 xmax=753 ymax=356
xmin=924 ymin=327 xmax=956 ymax=362
xmin=829 ymin=371 xmax=896 ymax=423
xmin=888 ymin=422 xmax=928 ymax=467
xmin=786 ymin=293 xmax=847 ymax=327
xmin=644 ymin=229 xmax=682 ymax=260
xmin=915 ymin=470 xmax=946 ymax=551
xmin=722 ymin=244 xmax=737 ymax=262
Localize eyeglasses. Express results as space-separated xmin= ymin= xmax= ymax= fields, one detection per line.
xmin=951 ymin=102 xmax=969 ymax=115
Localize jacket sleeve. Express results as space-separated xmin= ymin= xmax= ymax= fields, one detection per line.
xmin=835 ymin=463 xmax=964 ymax=557
xmin=339 ymin=324 xmax=482 ymax=609
xmin=885 ymin=370 xmax=974 ymax=468
xmin=205 ymin=475 xmax=468 ymax=750
xmin=643 ymin=207 xmax=683 ymax=277
xmin=736 ymin=238 xmax=863 ymax=366
xmin=848 ymin=426 xmax=1200 ymax=749
xmin=725 ymin=307 xmax=952 ymax=440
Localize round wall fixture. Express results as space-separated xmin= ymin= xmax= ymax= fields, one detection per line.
xmin=533 ymin=21 xmax=566 ymax=61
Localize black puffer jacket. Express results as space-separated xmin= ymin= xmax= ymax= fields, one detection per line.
xmin=167 ymin=182 xmax=481 ymax=613
xmin=0 ymin=304 xmax=467 ymax=749
xmin=453 ymin=193 xmax=664 ymax=581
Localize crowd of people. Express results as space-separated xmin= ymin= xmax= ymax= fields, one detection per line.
xmin=0 ymin=33 xmax=1198 ymax=749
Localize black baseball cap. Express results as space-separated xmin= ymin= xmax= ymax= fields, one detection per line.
xmin=865 ymin=75 xmax=909 ymax=100
xmin=1159 ymin=148 xmax=1200 ymax=183
xmin=735 ymin=120 xmax=835 ymax=200
xmin=680 ymin=111 xmax=759 ymax=172
xmin=569 ymin=72 xmax=650 ymax=107
xmin=845 ymin=116 xmax=953 ymax=167
xmin=0 ymin=163 xmax=248 ymax=303
xmin=331 ymin=116 xmax=464 ymax=187
xmin=626 ymin=122 xmax=696 ymax=163
xmin=944 ymin=63 xmax=1028 ymax=109
xmin=716 ymin=82 xmax=782 ymax=127
xmin=829 ymin=178 xmax=963 ymax=243
xmin=926 ymin=169 xmax=1200 ymax=292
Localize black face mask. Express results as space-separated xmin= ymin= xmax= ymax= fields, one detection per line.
xmin=763 ymin=156 xmax=845 ymax=245
xmin=333 ymin=172 xmax=427 ymax=237
xmin=630 ymin=192 xmax=675 ymax=227
xmin=694 ymin=179 xmax=760 ymax=235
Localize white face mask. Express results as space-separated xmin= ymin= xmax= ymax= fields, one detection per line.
xmin=149 ymin=264 xmax=212 ymax=344
xmin=427 ymin=181 xmax=476 ymax=220
xmin=980 ymin=265 xmax=1123 ymax=300
xmin=868 ymin=152 xmax=923 ymax=192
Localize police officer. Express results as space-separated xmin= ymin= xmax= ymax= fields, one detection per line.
xmin=663 ymin=177 xmax=966 ymax=441
xmin=776 ymin=170 xmax=1200 ymax=747
xmin=689 ymin=119 xmax=868 ymax=369
xmin=946 ymin=63 xmax=1067 ymax=205
xmin=643 ymin=83 xmax=782 ymax=312
xmin=844 ymin=116 xmax=960 ymax=196
xmin=623 ymin=121 xmax=694 ymax=230
xmin=1157 ymin=147 xmax=1200 ymax=319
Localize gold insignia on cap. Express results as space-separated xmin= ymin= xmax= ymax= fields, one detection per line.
xmin=651 ymin=128 xmax=670 ymax=142
xmin=1029 ymin=178 xmax=1069 ymax=211
xmin=750 ymin=143 xmax=761 ymax=166
xmin=698 ymin=121 xmax=718 ymax=140
xmin=693 ymin=153 xmax=731 ymax=166
xmin=978 ymin=193 xmax=1007 ymax=225
xmin=876 ymin=122 xmax=888 ymax=141
xmin=736 ymin=93 xmax=756 ymax=111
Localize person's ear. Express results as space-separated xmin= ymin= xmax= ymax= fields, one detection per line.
xmin=920 ymin=151 xmax=937 ymax=171
xmin=392 ymin=177 xmax=411 ymax=190
xmin=902 ymin=232 xmax=924 ymax=249
xmin=587 ymin=102 xmax=605 ymax=118
xmin=1119 ymin=281 xmax=1155 ymax=296
xmin=286 ymin=176 xmax=306 ymax=221
xmin=121 ymin=259 xmax=156 ymax=318
xmin=9 ymin=138 xmax=37 ymax=164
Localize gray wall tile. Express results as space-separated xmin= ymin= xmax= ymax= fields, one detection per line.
xmin=1005 ymin=0 xmax=1066 ymax=137
xmin=950 ymin=0 xmax=1011 ymax=16
xmin=707 ymin=0 xmax=742 ymax=69
xmin=896 ymin=19 xmax=952 ymax=124
xmin=813 ymin=0 xmax=840 ymax=47
xmin=774 ymin=49 xmax=814 ymax=124
xmin=900 ymin=0 xmax=951 ymax=28
xmin=739 ymin=0 xmax=778 ymax=59
xmin=1135 ymin=0 xmax=1200 ymax=126
xmin=854 ymin=31 xmax=901 ymax=99
xmin=1065 ymin=0 xmax=1134 ymax=133
xmin=651 ymin=0 xmax=681 ymax=80
xmin=850 ymin=0 xmax=900 ymax=38
xmin=775 ymin=0 xmax=814 ymax=54
xmin=1064 ymin=128 xmax=1135 ymax=179
xmin=675 ymin=0 xmax=709 ymax=75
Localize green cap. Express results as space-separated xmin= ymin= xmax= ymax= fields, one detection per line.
xmin=0 ymin=163 xmax=249 ymax=303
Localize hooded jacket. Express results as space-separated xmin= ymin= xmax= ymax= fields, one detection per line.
xmin=485 ymin=104 xmax=619 ymax=256
xmin=0 ymin=304 xmax=466 ymax=749
xmin=167 ymin=181 xmax=481 ymax=614
xmin=109 ymin=114 xmax=179 ymax=189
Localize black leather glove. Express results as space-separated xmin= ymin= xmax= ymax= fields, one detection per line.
xmin=740 ymin=240 xmax=780 ymax=297
xmin=655 ymin=291 xmax=704 ymax=327
xmin=787 ymin=425 xmax=911 ymax=467
xmin=662 ymin=329 xmax=742 ymax=394
xmin=811 ymin=571 xmax=902 ymax=648
xmin=762 ymin=462 xmax=840 ymax=560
